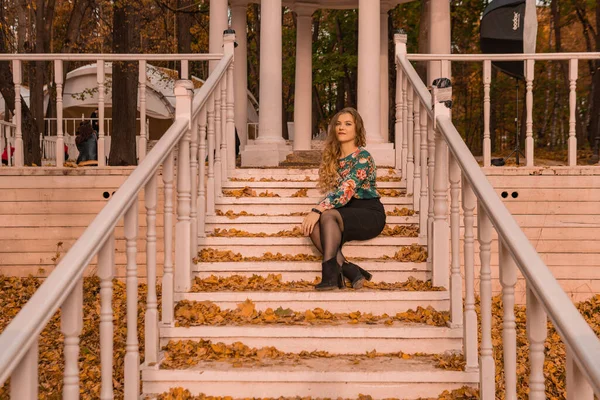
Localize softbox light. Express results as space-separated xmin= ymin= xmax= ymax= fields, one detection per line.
xmin=480 ymin=0 xmax=538 ymax=79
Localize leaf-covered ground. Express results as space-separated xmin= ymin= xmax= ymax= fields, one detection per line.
xmin=189 ymin=274 xmax=443 ymax=293
xmin=207 ymin=225 xmax=419 ymax=238
xmin=193 ymin=246 xmax=428 ymax=264
xmin=213 ymin=207 xmax=415 ymax=219
xmin=1 ymin=275 xmax=598 ymax=399
xmin=175 ymin=299 xmax=448 ymax=327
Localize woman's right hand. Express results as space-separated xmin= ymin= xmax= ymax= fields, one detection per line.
xmin=301 ymin=212 xmax=320 ymax=236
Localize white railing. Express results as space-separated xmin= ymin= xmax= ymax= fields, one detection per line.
xmin=0 ymin=120 xmax=15 ymax=166
xmin=395 ymin=33 xmax=600 ymax=398
xmin=0 ymin=54 xmax=218 ymax=167
xmin=0 ymin=32 xmax=236 ymax=398
xmin=40 ymin=118 xmax=149 ymax=163
xmin=405 ymin=52 xmax=600 ymax=167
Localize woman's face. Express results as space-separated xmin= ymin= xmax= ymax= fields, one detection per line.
xmin=335 ymin=113 xmax=357 ymax=145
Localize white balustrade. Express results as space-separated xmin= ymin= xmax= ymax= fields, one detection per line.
xmin=0 ymin=47 xmax=234 ymax=399
xmin=461 ymin=176 xmax=477 ymax=371
xmin=162 ymin=151 xmax=175 ymax=324
xmin=55 ymin=60 xmax=65 ymax=166
xmin=220 ymin=78 xmax=228 ymax=182
xmin=145 ymin=174 xmax=159 ymax=364
xmin=525 ymin=59 xmax=535 ymax=166
xmin=139 ymin=60 xmax=148 ymax=161
xmin=499 ymin=239 xmax=518 ymax=400
xmin=226 ymin=61 xmax=236 ymax=173
xmin=405 ymin=86 xmax=414 ymax=195
xmin=190 ymin=118 xmax=200 ymax=256
xmin=12 ymin=60 xmax=23 ymax=166
xmin=61 ymin=278 xmax=83 ymax=399
xmin=97 ymin=61 xmax=106 ymax=167
xmin=477 ymin=206 xmax=495 ymax=399
xmin=214 ymin=81 xmax=223 ymax=196
xmin=568 ymin=59 xmax=578 ymax=166
xmin=198 ymin=107 xmax=208 ymax=238
xmin=174 ymin=80 xmax=194 ymax=293
xmin=448 ymin=153 xmax=461 ymax=328
xmin=419 ymin=103 xmax=428 ymax=238
xmin=391 ymin=39 xmax=600 ymax=400
xmin=97 ymin=234 xmax=115 ymax=400
xmin=394 ymin=32 xmax=407 ymax=171
xmin=482 ymin=60 xmax=491 ymax=167
xmin=207 ymin=94 xmax=216 ymax=216
xmin=401 ymin=74 xmax=409 ymax=185
xmin=412 ymin=91 xmax=421 ymax=211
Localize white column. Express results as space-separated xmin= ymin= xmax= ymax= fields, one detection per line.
xmin=241 ymin=0 xmax=291 ymax=166
xmin=231 ymin=1 xmax=249 ymax=149
xmin=428 ymin=0 xmax=451 ymax=84
xmin=209 ymin=0 xmax=229 ymax=72
xmin=257 ymin=0 xmax=284 ymax=145
xmin=293 ymin=6 xmax=314 ymax=151
xmin=380 ymin=3 xmax=391 ymax=142
xmin=358 ymin=0 xmax=382 ymax=144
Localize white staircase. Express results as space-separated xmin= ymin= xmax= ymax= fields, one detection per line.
xmin=141 ymin=167 xmax=478 ymax=399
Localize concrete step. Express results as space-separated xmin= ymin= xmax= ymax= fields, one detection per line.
xmin=193 ymin=261 xmax=430 ymax=282
xmin=174 ymin=291 xmax=449 ymax=314
xmin=159 ymin=324 xmax=462 ymax=354
xmin=142 ymin=357 xmax=477 ymax=399
xmin=196 ymin=237 xmax=427 ymax=259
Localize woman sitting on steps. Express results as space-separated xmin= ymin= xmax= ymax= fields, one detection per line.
xmin=301 ymin=107 xmax=386 ymax=291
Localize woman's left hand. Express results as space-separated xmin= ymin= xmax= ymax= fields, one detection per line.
xmin=301 ymin=212 xmax=320 ymax=236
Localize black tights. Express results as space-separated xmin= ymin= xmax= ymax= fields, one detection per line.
xmin=309 ymin=209 xmax=346 ymax=265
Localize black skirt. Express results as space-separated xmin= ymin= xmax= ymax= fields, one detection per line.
xmin=337 ymin=197 xmax=386 ymax=245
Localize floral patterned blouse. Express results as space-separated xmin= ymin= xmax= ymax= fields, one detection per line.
xmin=318 ymin=147 xmax=379 ymax=210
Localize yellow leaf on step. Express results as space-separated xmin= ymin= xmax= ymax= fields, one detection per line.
xmin=236 ymin=299 xmax=256 ymax=318
xmin=304 ymin=310 xmax=316 ymax=321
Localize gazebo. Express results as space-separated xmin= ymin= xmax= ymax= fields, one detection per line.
xmin=206 ymin=0 xmax=451 ymax=166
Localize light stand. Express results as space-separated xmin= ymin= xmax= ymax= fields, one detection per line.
xmin=502 ymin=78 xmax=525 ymax=165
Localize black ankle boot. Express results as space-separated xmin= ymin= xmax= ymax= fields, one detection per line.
xmin=315 ymin=258 xmax=344 ymax=291
xmin=342 ymin=261 xmax=372 ymax=289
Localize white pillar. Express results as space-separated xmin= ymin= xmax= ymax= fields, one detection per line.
xmin=241 ymin=0 xmax=291 ymax=166
xmin=257 ymin=0 xmax=284 ymax=145
xmin=358 ymin=0 xmax=382 ymax=144
xmin=380 ymin=3 xmax=391 ymax=143
xmin=428 ymin=0 xmax=451 ymax=84
xmin=293 ymin=6 xmax=314 ymax=151
xmin=231 ymin=1 xmax=249 ymax=149
xmin=209 ymin=0 xmax=229 ymax=72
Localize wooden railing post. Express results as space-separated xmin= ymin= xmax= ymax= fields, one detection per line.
xmin=224 ymin=30 xmax=236 ymax=174
xmin=206 ymin=94 xmax=216 ymax=216
xmin=124 ymin=203 xmax=139 ymax=398
xmin=10 ymin=339 xmax=38 ymax=399
xmin=566 ymin=348 xmax=594 ymax=399
xmin=499 ymin=239 xmax=518 ymax=400
xmin=138 ymin=60 xmax=148 ymax=161
xmin=198 ymin=107 xmax=208 ymax=238
xmin=55 ymin=60 xmax=65 ymax=167
xmin=190 ymin=118 xmax=199 ymax=256
xmin=419 ymin=103 xmax=428 ymax=239
xmin=525 ymin=59 xmax=535 ymax=166
xmin=431 ymin=78 xmax=451 ymax=288
xmin=62 ymin=278 xmax=83 ymax=400
xmin=461 ymin=176 xmax=478 ymax=372
xmin=448 ymin=152 xmax=462 ymax=328
xmin=97 ymin=61 xmax=106 ymax=167
xmin=568 ymin=58 xmax=578 ymax=166
xmin=527 ymin=287 xmax=547 ymax=400
xmin=145 ymin=173 xmax=159 ymax=364
xmin=214 ymin=81 xmax=223 ymax=196
xmin=483 ymin=60 xmax=491 ymax=167
xmin=478 ymin=206 xmax=495 ymax=399
xmin=394 ymin=31 xmax=407 ymax=171
xmin=220 ymin=79 xmax=228 ymax=182
xmin=412 ymin=92 xmax=421 ymax=211
xmin=174 ymin=80 xmax=194 ymax=292
xmin=161 ymin=151 xmax=175 ymax=324
xmin=12 ymin=60 xmax=23 ymax=166
xmin=97 ymin=233 xmax=115 ymax=400
xmin=405 ymin=85 xmax=415 ymax=195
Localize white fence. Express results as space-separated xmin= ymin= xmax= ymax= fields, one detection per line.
xmin=0 ymin=32 xmax=236 ymax=399
xmin=395 ymin=33 xmax=600 ymax=398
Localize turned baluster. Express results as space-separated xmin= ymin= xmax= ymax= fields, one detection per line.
xmin=55 ymin=60 xmax=65 ymax=166
xmin=566 ymin=347 xmax=594 ymax=399
xmin=406 ymin=84 xmax=415 ymax=195
xmin=124 ymin=203 xmax=139 ymax=398
xmin=401 ymin=74 xmax=409 ymax=185
xmin=12 ymin=60 xmax=23 ymax=166
xmin=98 ymin=233 xmax=115 ymax=399
xmin=527 ymin=286 xmax=547 ymax=400
xmin=568 ymin=59 xmax=578 ymax=166
xmin=499 ymin=239 xmax=517 ymax=400
xmin=161 ymin=151 xmax=175 ymax=324
xmin=214 ymin=82 xmax=223 ymax=196
xmin=10 ymin=340 xmax=38 ymax=399
xmin=412 ymin=92 xmax=421 ymax=211
xmin=220 ymin=79 xmax=228 ymax=182
xmin=198 ymin=107 xmax=208 ymax=237
xmin=525 ymin=59 xmax=535 ymax=166
xmin=145 ymin=173 xmax=159 ymax=364
xmin=478 ymin=206 xmax=495 ymax=399
xmin=419 ymin=104 xmax=428 ymax=238
xmin=190 ymin=118 xmax=199 ymax=255
xmin=97 ymin=61 xmax=106 ymax=166
xmin=461 ymin=176 xmax=478 ymax=371
xmin=138 ymin=60 xmax=148 ymax=161
xmin=483 ymin=60 xmax=491 ymax=167
xmin=62 ymin=278 xmax=83 ymax=400
xmin=448 ymin=153 xmax=461 ymax=328
xmin=206 ymin=95 xmax=216 ymax=216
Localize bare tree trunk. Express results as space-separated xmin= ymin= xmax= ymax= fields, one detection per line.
xmin=177 ymin=0 xmax=193 ymax=76
xmin=335 ymin=15 xmax=346 ymax=112
xmin=109 ymin=0 xmax=139 ymax=166
xmin=591 ymin=1 xmax=600 ymax=160
xmin=416 ymin=0 xmax=429 ymax=82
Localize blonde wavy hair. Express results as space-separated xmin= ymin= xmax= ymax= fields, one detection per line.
xmin=318 ymin=107 xmax=367 ymax=193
